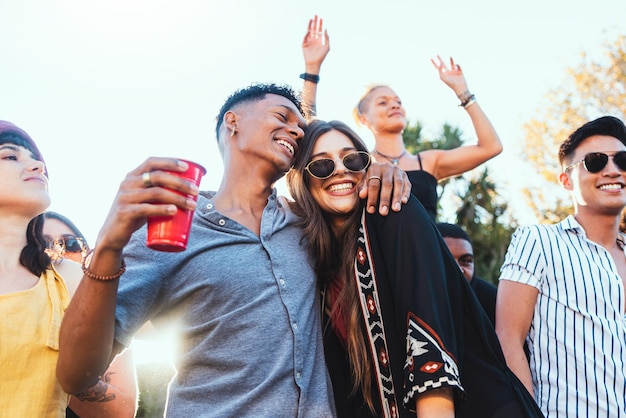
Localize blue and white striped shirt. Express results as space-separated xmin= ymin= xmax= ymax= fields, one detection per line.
xmin=500 ymin=215 xmax=626 ymax=417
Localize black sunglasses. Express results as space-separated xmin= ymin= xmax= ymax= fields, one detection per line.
xmin=565 ymin=151 xmax=626 ymax=173
xmin=305 ymin=151 xmax=371 ymax=180
xmin=47 ymin=234 xmax=88 ymax=254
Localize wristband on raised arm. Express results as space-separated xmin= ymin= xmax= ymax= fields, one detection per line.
xmin=457 ymin=90 xmax=476 ymax=108
xmin=300 ymin=73 xmax=320 ymax=83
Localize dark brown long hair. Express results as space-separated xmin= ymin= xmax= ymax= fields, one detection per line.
xmin=0 ymin=131 xmax=51 ymax=276
xmin=21 ymin=215 xmax=51 ymax=277
xmin=287 ymin=119 xmax=375 ymax=412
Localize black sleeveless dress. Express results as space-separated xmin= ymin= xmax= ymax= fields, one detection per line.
xmin=406 ymin=153 xmax=438 ymax=220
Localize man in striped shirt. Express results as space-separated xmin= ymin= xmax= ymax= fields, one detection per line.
xmin=496 ymin=116 xmax=626 ymax=417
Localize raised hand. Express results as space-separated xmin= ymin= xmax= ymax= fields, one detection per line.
xmin=431 ymin=55 xmax=469 ymax=97
xmin=302 ymin=15 xmax=330 ymax=71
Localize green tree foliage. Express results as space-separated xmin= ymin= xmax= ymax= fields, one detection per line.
xmin=453 ymin=169 xmax=517 ymax=283
xmin=522 ymin=34 xmax=626 ymax=221
xmin=402 ymin=120 xmax=464 ymax=153
xmin=402 ymin=120 xmax=424 ymax=155
xmin=403 ymin=121 xmax=465 ymax=202
xmin=403 ymin=120 xmax=516 ymax=283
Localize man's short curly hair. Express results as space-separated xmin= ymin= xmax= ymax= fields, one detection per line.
xmin=215 ymin=83 xmax=303 ymax=141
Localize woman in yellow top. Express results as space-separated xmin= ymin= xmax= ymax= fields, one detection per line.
xmin=0 ymin=120 xmax=136 ymax=417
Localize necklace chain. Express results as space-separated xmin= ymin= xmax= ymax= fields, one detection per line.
xmin=372 ymin=149 xmax=407 ymax=165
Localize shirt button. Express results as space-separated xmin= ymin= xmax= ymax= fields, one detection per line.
xmin=292 ymin=322 xmax=298 ymax=330
xmin=296 ymin=372 xmax=301 ymax=380
xmin=218 ymin=219 xmax=226 ymax=226
xmin=206 ymin=203 xmax=213 ymax=209
xmin=279 ymin=279 xmax=285 ymax=286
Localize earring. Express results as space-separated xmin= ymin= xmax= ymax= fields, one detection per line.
xmin=231 ymin=126 xmax=237 ymax=137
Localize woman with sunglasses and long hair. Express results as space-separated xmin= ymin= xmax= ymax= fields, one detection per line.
xmin=43 ymin=211 xmax=89 ymax=264
xmin=41 ymin=211 xmax=137 ymax=418
xmin=300 ymin=18 xmax=502 ymax=219
xmin=286 ymin=119 xmax=543 ymax=417
xmin=0 ymin=120 xmax=136 ymax=417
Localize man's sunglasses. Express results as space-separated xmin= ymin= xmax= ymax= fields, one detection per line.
xmin=305 ymin=151 xmax=371 ymax=180
xmin=46 ymin=234 xmax=88 ymax=254
xmin=564 ymin=151 xmax=626 ymax=173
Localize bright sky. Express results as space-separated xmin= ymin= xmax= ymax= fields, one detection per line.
xmin=2 ymin=0 xmax=625 ymax=244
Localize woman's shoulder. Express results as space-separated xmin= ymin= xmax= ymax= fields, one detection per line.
xmin=366 ymin=195 xmax=434 ymax=230
xmin=402 ymin=149 xmax=444 ymax=173
xmin=52 ymin=259 xmax=83 ymax=296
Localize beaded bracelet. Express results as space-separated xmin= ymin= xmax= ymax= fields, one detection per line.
xmin=81 ymin=249 xmax=126 ymax=281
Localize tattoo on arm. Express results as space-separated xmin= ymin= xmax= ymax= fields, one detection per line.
xmin=73 ymin=371 xmax=117 ymax=403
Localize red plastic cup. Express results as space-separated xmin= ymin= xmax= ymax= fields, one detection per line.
xmin=146 ymin=159 xmax=206 ymax=252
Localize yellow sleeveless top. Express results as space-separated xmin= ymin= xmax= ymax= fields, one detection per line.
xmin=0 ymin=267 xmax=71 ymax=417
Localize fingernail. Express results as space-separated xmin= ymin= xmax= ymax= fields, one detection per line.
xmin=189 ymin=196 xmax=199 ymax=205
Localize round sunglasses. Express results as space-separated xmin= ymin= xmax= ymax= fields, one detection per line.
xmin=46 ymin=234 xmax=88 ymax=254
xmin=564 ymin=151 xmax=626 ymax=173
xmin=305 ymin=151 xmax=371 ymax=180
